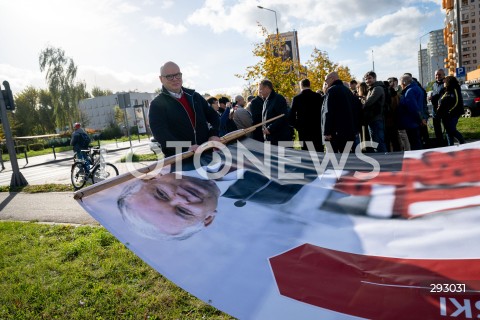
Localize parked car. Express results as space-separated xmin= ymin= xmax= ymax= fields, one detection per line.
xmin=461 ymin=87 xmax=480 ymax=117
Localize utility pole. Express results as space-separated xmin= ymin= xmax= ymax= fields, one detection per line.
xmin=0 ymin=81 xmax=28 ymax=187
xmin=117 ymin=93 xmax=133 ymax=150
xmin=372 ymin=50 xmax=375 ymax=72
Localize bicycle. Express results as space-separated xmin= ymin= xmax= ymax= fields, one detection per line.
xmin=71 ymin=147 xmax=119 ymax=190
xmin=72 ymin=144 xmax=92 ymax=162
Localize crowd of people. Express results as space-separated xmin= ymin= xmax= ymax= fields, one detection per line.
xmin=148 ymin=61 xmax=466 ymax=157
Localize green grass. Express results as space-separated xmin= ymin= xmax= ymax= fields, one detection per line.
xmin=119 ymin=152 xmax=163 ymax=162
xmin=427 ymin=116 xmax=480 ymax=141
xmin=0 ymin=184 xmax=74 ymax=193
xmin=457 ymin=116 xmax=480 ymax=140
xmin=0 ymin=221 xmax=233 ymax=320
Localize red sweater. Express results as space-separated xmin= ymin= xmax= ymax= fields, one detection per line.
xmin=177 ymin=94 xmax=195 ymax=127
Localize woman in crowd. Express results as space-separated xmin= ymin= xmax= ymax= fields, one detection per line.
xmin=436 ymin=76 xmax=465 ymax=146
xmin=357 ymin=82 xmax=368 ymax=104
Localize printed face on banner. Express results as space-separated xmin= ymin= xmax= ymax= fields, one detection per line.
xmin=117 ymin=173 xmax=220 ymax=239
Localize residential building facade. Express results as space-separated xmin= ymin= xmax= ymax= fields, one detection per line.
xmin=78 ymin=92 xmax=155 ymax=131
xmin=443 ymin=0 xmax=480 ymax=75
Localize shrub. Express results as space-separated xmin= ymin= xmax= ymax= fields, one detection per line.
xmin=129 ymin=125 xmax=139 ymax=135
xmin=15 ymin=145 xmax=27 ymax=153
xmin=46 ymin=138 xmax=71 ymax=148
xmin=99 ymin=124 xmax=123 ymax=140
xmin=28 ymin=143 xmax=45 ymax=151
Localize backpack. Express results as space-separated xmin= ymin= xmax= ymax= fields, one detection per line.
xmin=79 ymin=132 xmax=91 ymax=148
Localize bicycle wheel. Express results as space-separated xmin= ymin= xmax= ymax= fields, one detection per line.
xmin=91 ymin=163 xmax=119 ymax=184
xmin=71 ymin=161 xmax=88 ymax=190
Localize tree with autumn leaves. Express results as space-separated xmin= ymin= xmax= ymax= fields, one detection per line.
xmin=238 ymin=26 xmax=354 ymax=100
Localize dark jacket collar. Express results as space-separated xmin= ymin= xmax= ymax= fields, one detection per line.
xmin=161 ymin=86 xmax=195 ymax=96
xmin=331 ymin=79 xmax=344 ymax=87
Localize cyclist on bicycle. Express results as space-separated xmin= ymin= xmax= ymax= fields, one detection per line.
xmin=70 ymin=122 xmax=91 ymax=171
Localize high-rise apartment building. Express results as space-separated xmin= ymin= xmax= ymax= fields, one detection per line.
xmin=418 ymin=48 xmax=429 ymax=85
xmin=443 ymin=0 xmax=480 ymax=75
xmin=417 ymin=29 xmax=447 ymax=85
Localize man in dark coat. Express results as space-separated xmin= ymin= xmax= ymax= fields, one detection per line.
xmin=321 ymin=72 xmax=358 ymax=153
xmin=289 ymin=78 xmax=324 ymax=151
xmin=259 ymin=79 xmax=293 ymax=145
xmin=246 ymin=95 xmax=265 ymax=142
xmin=363 ymin=71 xmax=387 ymax=153
xmin=148 ymin=61 xmax=220 ymax=157
xmin=429 ymin=69 xmax=446 ymax=147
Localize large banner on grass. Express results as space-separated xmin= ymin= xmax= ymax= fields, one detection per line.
xmin=78 ymin=138 xmax=480 ymax=319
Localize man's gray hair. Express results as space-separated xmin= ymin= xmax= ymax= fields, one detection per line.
xmin=117 ymin=179 xmax=204 ymax=241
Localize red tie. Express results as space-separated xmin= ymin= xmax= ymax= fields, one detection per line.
xmin=269 ymin=244 xmax=480 ymax=319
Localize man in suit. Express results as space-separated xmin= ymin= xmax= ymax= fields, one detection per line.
xmin=321 ymin=72 xmax=358 ymax=153
xmin=289 ymin=78 xmax=324 ymax=151
xmin=259 ymin=79 xmax=293 ymax=145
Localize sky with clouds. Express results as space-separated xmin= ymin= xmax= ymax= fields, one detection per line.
xmin=0 ymin=0 xmax=444 ymax=97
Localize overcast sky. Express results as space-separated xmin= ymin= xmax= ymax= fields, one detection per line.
xmin=0 ymin=0 xmax=444 ymax=97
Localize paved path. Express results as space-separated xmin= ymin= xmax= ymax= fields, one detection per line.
xmin=0 ymin=192 xmax=98 ymax=225
xmin=0 ymin=138 xmax=154 ymax=225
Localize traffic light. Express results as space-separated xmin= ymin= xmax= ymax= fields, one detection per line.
xmin=1 ymin=81 xmax=15 ymax=111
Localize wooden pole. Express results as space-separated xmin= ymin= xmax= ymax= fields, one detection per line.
xmin=74 ymin=114 xmax=284 ymax=200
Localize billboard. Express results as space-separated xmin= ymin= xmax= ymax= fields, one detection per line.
xmin=268 ymin=31 xmax=300 ymax=64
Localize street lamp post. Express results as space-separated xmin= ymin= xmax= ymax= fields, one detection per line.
xmin=257 ymin=5 xmax=279 ymax=35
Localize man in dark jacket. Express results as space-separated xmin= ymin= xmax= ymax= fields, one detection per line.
xmin=321 ymin=72 xmax=357 ymax=153
xmin=363 ymin=71 xmax=387 ymax=153
xmin=259 ymin=79 xmax=293 ymax=145
xmin=148 ymin=61 xmax=220 ymax=157
xmin=429 ymin=69 xmax=446 ymax=146
xmin=247 ymin=95 xmax=265 ymax=142
xmin=289 ymin=78 xmax=324 ymax=151
xmin=70 ymin=122 xmax=91 ymax=170
xmin=218 ymin=96 xmax=237 ymax=136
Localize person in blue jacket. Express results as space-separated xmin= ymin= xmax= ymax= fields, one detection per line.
xmin=397 ymin=74 xmax=423 ymax=150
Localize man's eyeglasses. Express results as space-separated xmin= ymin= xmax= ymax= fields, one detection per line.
xmin=162 ymin=72 xmax=182 ymax=81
